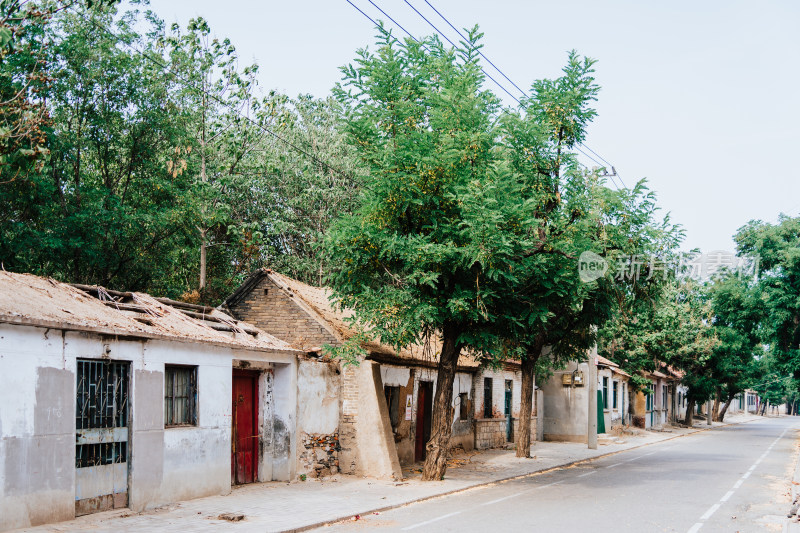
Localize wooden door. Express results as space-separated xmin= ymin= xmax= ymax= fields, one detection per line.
xmin=414 ymin=381 xmax=433 ymax=462
xmin=232 ymin=371 xmax=258 ymax=484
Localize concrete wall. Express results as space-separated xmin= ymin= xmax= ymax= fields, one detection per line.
xmin=0 ymin=322 xmax=297 ymax=531
xmin=541 ymin=361 xmax=590 ymax=442
xmin=0 ymin=325 xmax=74 ymax=530
xmin=354 ymin=362 xmax=402 ymax=479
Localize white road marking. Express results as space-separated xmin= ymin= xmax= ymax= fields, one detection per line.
xmin=481 ymin=488 xmax=535 ymax=506
xmin=742 ymin=471 xmax=751 ymax=479
xmin=401 ymin=511 xmax=462 ymax=530
xmin=687 ymin=522 xmax=704 ymax=533
xmin=720 ymin=490 xmax=734 ymax=502
xmin=606 ymin=462 xmax=622 ymax=468
xmin=537 ymin=480 xmax=564 ymax=488
xmin=733 ymin=479 xmax=743 ymax=489
xmin=700 ymin=503 xmax=720 ymax=520
xmin=577 ymin=471 xmax=596 ymax=478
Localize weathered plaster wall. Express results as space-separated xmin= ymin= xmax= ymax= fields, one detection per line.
xmin=473 ymin=367 xmax=523 ymax=419
xmin=0 ymin=322 xmax=297 ymax=531
xmin=0 ymin=324 xmax=74 ymax=530
xmin=542 ymin=361 xmax=590 ymax=442
xmin=297 ymin=359 xmax=340 ymax=477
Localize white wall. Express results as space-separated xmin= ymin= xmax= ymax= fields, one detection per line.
xmin=473 ymin=368 xmax=523 ymax=419
xmin=0 ymin=322 xmax=297 ymax=531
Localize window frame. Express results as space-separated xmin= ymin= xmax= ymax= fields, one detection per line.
xmin=612 ymin=380 xmax=619 ymax=410
xmin=602 ymin=376 xmax=609 ymax=410
xmin=483 ymin=377 xmax=493 ymax=418
xmin=164 ymin=365 xmax=198 ymax=427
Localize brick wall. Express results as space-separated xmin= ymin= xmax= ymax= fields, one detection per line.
xmin=474 ymin=418 xmax=538 ymax=450
xmin=228 ymin=276 xmax=337 ymax=351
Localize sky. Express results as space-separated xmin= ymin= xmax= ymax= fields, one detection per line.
xmin=146 ymin=0 xmax=800 ymax=253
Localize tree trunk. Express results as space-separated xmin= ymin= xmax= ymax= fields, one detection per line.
xmin=717 ymin=393 xmax=734 ymax=422
xmin=685 ymin=398 xmax=695 ymax=427
xmin=712 ymin=388 xmax=721 ymax=421
xmin=421 ymin=323 xmax=462 ymax=481
xmin=516 ymin=347 xmax=541 ymax=458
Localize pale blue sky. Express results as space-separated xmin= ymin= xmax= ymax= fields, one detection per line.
xmin=147 ymin=0 xmax=800 ymax=252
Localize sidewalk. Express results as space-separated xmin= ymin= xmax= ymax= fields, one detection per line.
xmin=16 ymin=413 xmax=761 ymax=533
xmin=786 ymin=424 xmax=800 ymax=533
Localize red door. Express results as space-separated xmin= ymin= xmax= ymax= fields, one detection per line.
xmin=414 ymin=381 xmax=433 ymax=462
xmin=232 ymin=371 xmax=259 ymax=484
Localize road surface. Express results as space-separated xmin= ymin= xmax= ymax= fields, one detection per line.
xmin=322 ymin=417 xmax=799 ymax=532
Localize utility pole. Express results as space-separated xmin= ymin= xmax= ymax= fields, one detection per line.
xmin=588 ymin=345 xmax=598 ymax=450
xmin=707 ymin=399 xmax=712 ymax=426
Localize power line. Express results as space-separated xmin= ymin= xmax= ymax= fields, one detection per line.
xmin=400 ymin=0 xmax=522 ymax=105
xmin=422 ymin=0 xmax=525 ymax=96
xmin=348 ymin=0 xmax=625 ymax=192
xmin=365 ymin=0 xmax=422 ymax=46
xmin=415 ymin=0 xmax=627 ymax=190
xmin=86 ymin=17 xmax=365 ymax=191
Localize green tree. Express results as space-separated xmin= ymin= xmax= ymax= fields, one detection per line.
xmin=706 ymin=272 xmax=763 ymax=421
xmin=735 ymin=215 xmax=800 ymax=399
xmin=495 ymin=50 xmax=681 ymax=456
xmin=325 ymin=27 xmax=535 ymax=480
xmin=257 ymin=95 xmax=366 ymax=286
xmin=1 ymin=3 xmax=202 ymax=294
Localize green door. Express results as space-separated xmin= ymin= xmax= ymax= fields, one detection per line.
xmin=597 ymin=390 xmax=606 ymax=434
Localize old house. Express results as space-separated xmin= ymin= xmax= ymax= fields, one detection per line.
xmin=473 ymin=363 xmax=541 ymax=449
xmin=540 ymin=354 xmax=627 ymax=442
xmin=631 ymin=368 xmax=680 ymax=428
xmin=0 ymin=272 xmax=299 ymax=531
xmin=222 ymin=269 xmax=535 ymax=470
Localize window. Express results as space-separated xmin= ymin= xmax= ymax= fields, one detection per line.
xmin=662 ymin=385 xmax=668 ymax=410
xmin=612 ymin=380 xmax=619 ymax=409
xmin=646 ymin=383 xmax=654 ymax=411
xmin=165 ymin=366 xmax=197 ymax=426
xmin=602 ymin=376 xmax=609 ymax=410
xmin=483 ymin=378 xmax=493 ymax=418
xmin=384 ymin=386 xmax=401 ymax=430
xmin=459 ymin=392 xmax=470 ymax=421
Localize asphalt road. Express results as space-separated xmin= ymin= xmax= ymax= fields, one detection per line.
xmin=322 ymin=417 xmax=799 ymax=533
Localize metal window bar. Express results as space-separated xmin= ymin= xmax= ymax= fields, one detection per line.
xmin=75 ymin=360 xmax=129 ymax=469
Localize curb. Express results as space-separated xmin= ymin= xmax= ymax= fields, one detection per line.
xmin=284 ymin=416 xmax=761 ymax=532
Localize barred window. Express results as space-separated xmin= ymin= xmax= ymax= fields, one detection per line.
xmin=165 ymin=366 xmax=197 ymax=426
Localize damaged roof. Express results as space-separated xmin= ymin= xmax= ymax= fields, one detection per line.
xmin=225 ymin=268 xmax=480 ymax=370
xmin=0 ymin=271 xmax=296 ymax=353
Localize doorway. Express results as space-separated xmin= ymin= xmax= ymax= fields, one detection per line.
xmin=75 ymin=359 xmax=129 ymax=516
xmin=414 ymin=381 xmax=433 ymax=462
xmin=232 ymin=370 xmax=259 ymax=485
